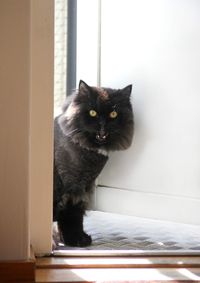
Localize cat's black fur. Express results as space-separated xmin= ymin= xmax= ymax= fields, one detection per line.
xmin=53 ymin=80 xmax=134 ymax=247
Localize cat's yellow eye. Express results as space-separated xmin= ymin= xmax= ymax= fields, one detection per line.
xmin=109 ymin=110 xmax=118 ymax=119
xmin=89 ymin=109 xmax=97 ymax=117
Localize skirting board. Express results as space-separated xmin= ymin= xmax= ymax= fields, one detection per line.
xmin=95 ymin=186 xmax=200 ymax=225
xmin=0 ymin=247 xmax=35 ymax=283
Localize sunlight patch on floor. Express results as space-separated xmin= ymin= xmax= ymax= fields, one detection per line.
xmin=53 ymin=210 xmax=200 ymax=251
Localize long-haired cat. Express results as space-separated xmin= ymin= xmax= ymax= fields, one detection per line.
xmin=54 ymin=80 xmax=134 ymax=247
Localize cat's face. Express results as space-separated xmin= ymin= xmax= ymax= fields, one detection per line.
xmin=59 ymin=80 xmax=134 ymax=151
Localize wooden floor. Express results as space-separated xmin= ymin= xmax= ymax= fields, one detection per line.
xmin=36 ymin=254 xmax=200 ymax=282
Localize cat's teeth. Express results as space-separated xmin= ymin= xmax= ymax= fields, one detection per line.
xmin=96 ymin=134 xmax=107 ymax=141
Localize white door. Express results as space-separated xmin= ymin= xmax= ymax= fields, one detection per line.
xmin=77 ymin=0 xmax=200 ymax=225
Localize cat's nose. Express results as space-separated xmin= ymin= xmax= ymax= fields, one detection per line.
xmin=99 ymin=128 xmax=107 ymax=138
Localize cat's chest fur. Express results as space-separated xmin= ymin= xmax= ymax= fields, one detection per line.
xmin=67 ymin=141 xmax=108 ymax=181
xmin=54 ymin=117 xmax=108 ymax=184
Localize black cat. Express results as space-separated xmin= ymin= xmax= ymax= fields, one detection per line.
xmin=53 ymin=80 xmax=134 ymax=247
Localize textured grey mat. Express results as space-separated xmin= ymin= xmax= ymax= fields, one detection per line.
xmin=53 ymin=210 xmax=200 ymax=251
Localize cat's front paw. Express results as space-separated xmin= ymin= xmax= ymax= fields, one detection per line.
xmin=63 ymin=231 xmax=92 ymax=247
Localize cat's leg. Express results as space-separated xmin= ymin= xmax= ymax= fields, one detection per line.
xmin=54 ymin=161 xmax=92 ymax=247
xmin=57 ymin=201 xmax=92 ymax=247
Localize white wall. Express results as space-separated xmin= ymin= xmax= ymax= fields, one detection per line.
xmin=96 ymin=0 xmax=200 ymax=224
xmin=77 ymin=0 xmax=200 ymax=224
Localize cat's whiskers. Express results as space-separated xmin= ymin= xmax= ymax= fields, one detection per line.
xmin=65 ymin=128 xmax=80 ymax=137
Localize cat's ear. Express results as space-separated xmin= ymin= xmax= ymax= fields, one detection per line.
xmin=79 ymin=80 xmax=91 ymax=93
xmin=121 ymin=84 xmax=132 ymax=98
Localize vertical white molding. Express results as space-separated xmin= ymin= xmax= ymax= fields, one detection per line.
xmin=76 ymin=0 xmax=99 ymax=86
xmin=54 ymin=0 xmax=67 ymax=117
xmin=30 ymin=0 xmax=54 ymax=255
xmin=97 ymin=0 xmax=102 ymax=87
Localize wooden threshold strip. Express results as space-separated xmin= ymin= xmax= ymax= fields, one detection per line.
xmin=36 ymin=255 xmax=200 ymax=282
xmin=36 ymin=267 xmax=200 ymax=283
xmin=36 ymin=255 xmax=200 ymax=269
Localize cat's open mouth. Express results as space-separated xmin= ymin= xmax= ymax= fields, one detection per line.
xmin=95 ymin=133 xmax=108 ymax=145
